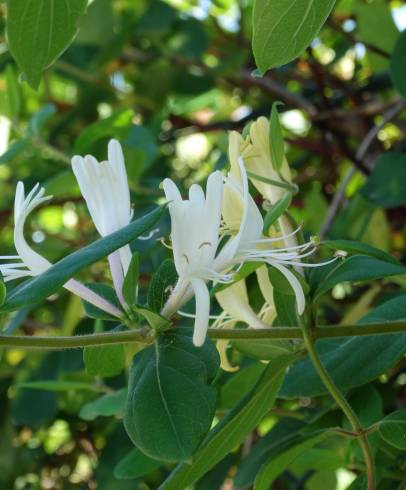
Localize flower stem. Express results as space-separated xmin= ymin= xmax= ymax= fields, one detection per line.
xmin=0 ymin=327 xmax=154 ymax=349
xmin=301 ymin=325 xmax=375 ymax=489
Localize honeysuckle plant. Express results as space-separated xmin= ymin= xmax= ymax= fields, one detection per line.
xmin=0 ymin=111 xmax=405 ymax=490
xmin=2 ymin=3 xmax=406 ymax=489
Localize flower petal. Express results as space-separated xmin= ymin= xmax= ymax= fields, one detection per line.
xmin=190 ymin=277 xmax=211 ymax=347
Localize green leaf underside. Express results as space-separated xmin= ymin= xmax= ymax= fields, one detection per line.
xmin=281 ymin=294 xmax=406 ymax=398
xmin=378 ymin=410 xmax=406 ymax=450
xmin=6 ymin=0 xmax=88 ymax=88
xmin=124 ymin=329 xmax=219 ymax=462
xmin=1 ymin=206 xmax=164 ymax=312
xmin=159 ymin=354 xmax=299 ymax=489
xmin=252 ymin=0 xmax=336 ymax=73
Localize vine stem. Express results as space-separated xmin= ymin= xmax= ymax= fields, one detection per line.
xmin=0 ymin=320 xmax=404 ymax=349
xmin=301 ymin=325 xmax=375 ymax=489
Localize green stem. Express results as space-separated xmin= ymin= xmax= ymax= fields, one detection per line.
xmin=301 ymin=326 xmax=375 ymax=489
xmin=0 ymin=320 xmax=404 ymax=350
xmin=0 ymin=327 xmax=154 ymax=349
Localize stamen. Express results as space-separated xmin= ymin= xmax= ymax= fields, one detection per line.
xmin=159 ymin=238 xmax=173 ymax=249
xmin=183 ymin=254 xmax=190 ymax=264
xmin=138 ymin=228 xmax=160 ymax=241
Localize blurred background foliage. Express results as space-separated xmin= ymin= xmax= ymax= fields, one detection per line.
xmin=0 ymin=0 xmax=405 ymax=489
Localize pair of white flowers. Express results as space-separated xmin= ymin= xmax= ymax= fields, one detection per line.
xmin=163 ymin=118 xmax=315 ymax=345
xmin=0 ymin=125 xmax=324 ymax=347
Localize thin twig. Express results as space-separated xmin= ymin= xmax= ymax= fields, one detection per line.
xmin=319 ymin=99 xmax=406 ymax=239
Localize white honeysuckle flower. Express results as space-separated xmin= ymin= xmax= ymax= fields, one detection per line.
xmin=162 ymin=171 xmax=224 ymax=346
xmin=162 ymin=150 xmax=334 ymax=346
xmin=72 ymin=139 xmax=133 ymax=306
xmin=162 ymin=159 xmax=302 ymax=346
xmin=0 ymin=182 xmax=123 ymax=318
xmin=0 ymin=182 xmax=52 ymax=281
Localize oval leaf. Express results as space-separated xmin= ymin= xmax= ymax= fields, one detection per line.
xmin=281 ymin=294 xmax=406 ymax=398
xmin=378 ymin=410 xmax=406 ymax=451
xmin=124 ymin=329 xmax=219 ymax=462
xmin=6 ymin=0 xmax=88 ymax=89
xmin=159 ymin=353 xmax=299 ymax=489
xmin=252 ymin=0 xmax=336 ymax=73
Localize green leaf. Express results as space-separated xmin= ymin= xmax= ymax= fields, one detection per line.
xmin=232 ymin=339 xmax=294 ymax=361
xmin=133 ymin=306 xmax=170 ymax=331
xmin=263 ymin=192 xmax=292 ymax=233
xmin=122 ymin=253 xmax=139 ymax=306
xmin=321 ymin=240 xmax=399 ymax=265
xmin=124 ymin=329 xmax=219 ymax=462
xmin=114 ymin=448 xmax=161 ymax=480
xmin=0 ymin=280 xmax=5 ymax=307
xmin=147 ymin=259 xmax=178 ymax=313
xmin=281 ymin=294 xmax=406 ymax=398
xmin=313 ymin=255 xmax=406 ymax=300
xmin=73 ymin=109 xmax=133 ymax=154
xmin=219 ymin=362 xmax=266 ymax=410
xmin=79 ymin=389 xmax=127 ymax=421
xmin=252 ymin=0 xmax=336 ymax=73
xmin=83 ymin=283 xmax=121 ymax=320
xmin=378 ymin=410 xmax=406 ymax=451
xmin=6 ymin=0 xmax=87 ymax=89
xmin=234 ymin=418 xmax=307 ymax=488
xmin=19 ymin=380 xmax=99 ymax=392
xmin=0 ymin=139 xmax=28 ymax=164
xmin=254 ymin=430 xmax=331 ymax=490
xmin=159 ymin=354 xmax=299 ymax=489
xmin=83 ymin=329 xmax=126 ymax=378
xmin=1 ymin=206 xmax=164 ymax=312
xmin=269 ymin=102 xmax=284 ymax=172
xmin=4 ymin=64 xmax=21 ymax=118
xmin=26 ymin=104 xmax=56 ymax=137
xmin=361 ymin=152 xmax=406 ymax=208
xmin=355 ymin=0 xmax=399 ymax=73
xmin=390 ymin=29 xmax=406 ymax=99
